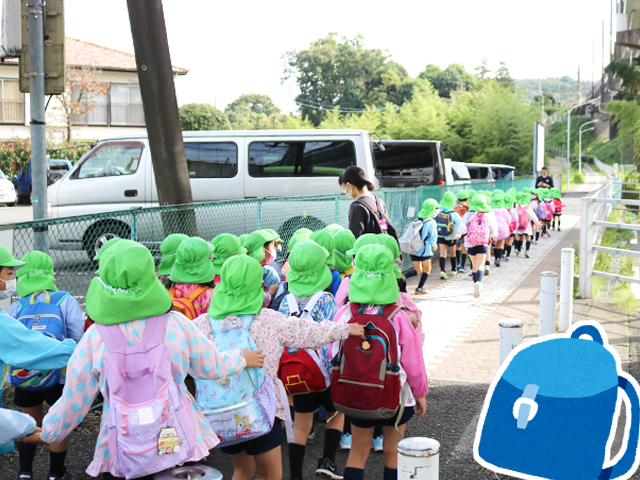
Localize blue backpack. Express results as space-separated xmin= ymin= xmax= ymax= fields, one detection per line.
xmin=195 ymin=314 xmax=276 ymax=447
xmin=10 ymin=291 xmax=69 ymax=391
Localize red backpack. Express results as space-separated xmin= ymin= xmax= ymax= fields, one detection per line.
xmin=331 ymin=303 xmax=402 ymax=420
xmin=516 ymin=205 xmax=529 ymax=230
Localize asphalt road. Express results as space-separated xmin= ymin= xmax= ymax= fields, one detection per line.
xmin=0 ymin=204 xmax=32 ymax=225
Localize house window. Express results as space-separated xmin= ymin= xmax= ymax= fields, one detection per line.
xmin=110 ymin=84 xmax=145 ymax=126
xmin=0 ymin=79 xmax=24 ymax=124
xmin=70 ymin=87 xmax=108 ymax=126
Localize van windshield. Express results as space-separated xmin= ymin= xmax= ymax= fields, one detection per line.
xmin=373 ymin=142 xmax=437 ymax=187
xmin=74 ymin=143 xmax=143 ymax=179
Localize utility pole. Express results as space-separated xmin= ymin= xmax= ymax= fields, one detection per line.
xmin=126 ymin=0 xmax=196 ymax=235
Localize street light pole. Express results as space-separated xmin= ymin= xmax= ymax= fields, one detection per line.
xmin=566 ymin=99 xmax=598 ymax=190
xmin=578 ymin=119 xmax=599 ymax=174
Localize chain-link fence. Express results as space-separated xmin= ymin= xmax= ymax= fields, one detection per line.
xmin=6 ymin=178 xmax=533 ymax=309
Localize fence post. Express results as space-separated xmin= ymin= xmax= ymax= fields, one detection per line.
xmin=334 ymin=195 xmax=340 ymax=224
xmin=499 ymin=318 xmax=523 ymax=365
xmin=256 ymin=198 xmax=262 ymax=230
xmin=559 ymin=248 xmax=574 ymax=332
xmin=540 ymin=271 xmax=558 ymax=336
xmin=579 ymin=197 xmax=595 ymax=299
xmin=398 ymin=437 xmax=440 ymax=480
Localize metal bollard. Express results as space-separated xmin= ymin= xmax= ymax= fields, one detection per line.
xmin=398 ymin=437 xmax=440 ymax=480
xmin=539 ymin=271 xmax=558 ymax=336
xmin=499 ymin=318 xmax=523 ymax=365
xmin=559 ymin=248 xmax=575 ymax=333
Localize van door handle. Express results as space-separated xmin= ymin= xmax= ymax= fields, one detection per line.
xmin=124 ymin=190 xmax=138 ymax=198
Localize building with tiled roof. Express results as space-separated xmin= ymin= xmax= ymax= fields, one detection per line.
xmin=0 ymin=38 xmax=188 ymax=142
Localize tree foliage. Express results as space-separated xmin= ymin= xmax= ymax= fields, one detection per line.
xmin=225 ymin=93 xmax=281 ymax=129
xmin=179 ymin=103 xmax=231 ymax=131
xmin=418 ymin=63 xmax=475 ymax=98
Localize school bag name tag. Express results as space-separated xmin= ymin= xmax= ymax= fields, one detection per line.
xmin=474 ymin=322 xmax=640 ymax=480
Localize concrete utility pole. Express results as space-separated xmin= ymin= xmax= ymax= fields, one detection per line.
xmin=127 ymin=0 xmax=196 ymax=234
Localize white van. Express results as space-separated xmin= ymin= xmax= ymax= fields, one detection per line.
xmin=443 ymin=159 xmax=472 ymax=185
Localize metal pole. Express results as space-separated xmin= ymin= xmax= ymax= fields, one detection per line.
xmin=499 ymin=318 xmax=523 ymax=365
xmin=27 ymin=0 xmax=47 ymax=251
xmin=539 ymin=271 xmax=558 ymax=336
xmin=579 ymin=196 xmax=595 ymax=298
xmin=579 ymin=127 xmax=582 ymax=175
xmin=559 ymin=248 xmax=575 ymax=332
xmin=398 ymin=437 xmax=440 ymax=480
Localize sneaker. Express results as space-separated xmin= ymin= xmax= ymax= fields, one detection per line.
xmin=450 ymin=269 xmax=457 ymax=277
xmin=503 ymin=257 xmax=510 ymax=262
xmin=372 ymin=435 xmax=384 ymax=452
xmin=468 ymin=270 xmax=473 ymax=277
xmin=558 ymin=227 xmax=561 ymax=232
xmin=494 ymin=259 xmax=501 ymax=267
xmin=484 ymin=265 xmax=490 ymax=276
xmin=440 ymin=271 xmax=448 ymax=280
xmin=458 ymin=266 xmax=467 ymax=273
xmin=414 ymin=287 xmax=427 ymax=295
xmin=473 ymin=282 xmax=481 ymax=298
xmin=316 ymin=457 xmax=343 ymax=480
xmin=340 ymin=433 xmax=352 ymax=450
xmin=515 ymin=250 xmax=520 ymax=257
xmin=46 ymin=471 xmax=76 ymax=480
xmin=534 ymin=240 xmax=539 ymax=245
xmin=525 ymin=252 xmax=530 ymax=259
xmin=16 ymin=474 xmax=32 ymax=480
xmin=307 ymin=425 xmax=316 ymax=445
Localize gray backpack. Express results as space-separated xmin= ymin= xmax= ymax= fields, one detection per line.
xmin=399 ymin=219 xmax=426 ymax=254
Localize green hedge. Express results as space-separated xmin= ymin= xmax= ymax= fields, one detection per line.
xmin=0 ymin=140 xmax=92 ymax=178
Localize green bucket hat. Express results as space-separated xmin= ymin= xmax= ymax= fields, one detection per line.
xmin=238 ymin=234 xmax=249 ymax=247
xmin=349 ymin=244 xmax=399 ymax=305
xmin=418 ymin=198 xmax=440 ymax=219
xmin=264 ymin=229 xmax=282 ymax=244
xmin=0 ymin=244 xmax=25 ymax=267
xmin=346 ymin=233 xmax=381 ymax=257
xmin=457 ymin=190 xmax=470 ymax=201
xmin=440 ymin=191 xmax=456 ymax=210
xmin=531 ymin=189 xmax=540 ymax=197
xmin=377 ymin=234 xmax=403 ymax=280
xmin=470 ymin=194 xmax=493 ymax=213
xmin=507 ymin=187 xmax=517 ymax=195
xmin=505 ymin=193 xmax=515 ymax=209
xmin=492 ymin=189 xmax=504 ymax=197
xmin=157 ymin=234 xmax=189 ymax=276
xmin=516 ymin=192 xmax=530 ymax=206
xmin=294 ymin=228 xmax=313 ymax=236
xmin=310 ymin=230 xmax=336 ymax=268
xmin=209 ymin=255 xmax=264 ymax=319
xmin=467 ymin=189 xmax=477 ymax=199
xmin=93 ymin=237 xmax=124 ymax=261
xmin=552 ymin=188 xmax=561 ymax=200
xmin=324 ymin=224 xmax=344 ymax=235
xmin=244 ymin=230 xmax=279 ymax=262
xmin=16 ymin=251 xmax=57 ymax=297
xmin=211 ymin=234 xmax=247 ymax=276
xmin=333 ymin=229 xmax=356 ymax=272
xmin=492 ymin=193 xmax=506 ymax=209
xmin=522 ymin=187 xmax=532 ymax=195
xmin=86 ymin=240 xmax=172 ymax=325
xmin=170 ymin=237 xmax=215 ymax=284
xmin=287 ymin=232 xmax=311 ymax=253
xmin=287 ymin=239 xmax=333 ymax=297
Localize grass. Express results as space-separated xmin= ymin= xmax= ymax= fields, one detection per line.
xmin=614 ymin=285 xmax=640 ymax=315
xmin=561 ymin=170 xmax=586 ymax=191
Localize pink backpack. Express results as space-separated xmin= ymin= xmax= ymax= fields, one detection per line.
xmin=495 ymin=209 xmax=511 ymax=241
xmin=96 ymin=316 xmax=197 ymax=479
xmin=466 ymin=213 xmax=491 ymax=246
xmin=516 ymin=205 xmax=529 ymax=230
xmin=553 ymin=198 xmax=563 ymax=214
xmin=508 ymin=210 xmax=517 ymax=233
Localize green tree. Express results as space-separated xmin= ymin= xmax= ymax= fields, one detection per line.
xmin=179 ymin=103 xmax=230 ymax=131
xmin=225 ymin=93 xmax=281 ymax=127
xmin=605 ymin=59 xmax=640 ymax=100
xmin=607 ymin=100 xmax=640 ymax=165
xmin=495 ymin=61 xmax=515 ymax=90
xmin=418 ymin=63 xmax=475 ymax=98
xmin=475 ymin=58 xmax=491 ymax=79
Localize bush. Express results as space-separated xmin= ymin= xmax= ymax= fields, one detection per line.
xmin=179 ymin=103 xmax=231 ymax=131
xmin=0 ymin=140 xmax=92 ymax=178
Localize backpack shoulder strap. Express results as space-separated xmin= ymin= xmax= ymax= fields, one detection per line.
xmin=355 ymin=196 xmax=382 ymax=221
xmin=95 ymin=323 xmax=129 ymax=353
xmin=142 ymin=315 xmax=168 ymax=345
xmin=349 ymin=302 xmax=361 ymax=318
xmin=302 ymin=291 xmax=327 ymax=316
xmin=50 ymin=291 xmax=70 ymax=307
xmin=188 ymin=285 xmax=209 ymax=303
xmin=382 ymin=304 xmax=403 ymax=322
xmin=286 ymin=293 xmax=300 ymax=315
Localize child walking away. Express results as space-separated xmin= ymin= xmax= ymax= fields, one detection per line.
xmin=411 ymin=199 xmax=439 ymax=295
xmin=244 ymin=229 xmax=283 ymax=301
xmin=281 ymin=230 xmax=312 ymax=280
xmin=332 ymin=244 xmax=428 ymax=480
xmin=530 ymin=189 xmax=542 ymax=243
xmin=515 ymin=192 xmax=540 ymax=259
xmin=169 ymin=237 xmax=215 ymax=320
xmin=454 ymin=190 xmax=471 ymax=273
xmin=157 ymin=233 xmax=189 ymax=288
xmin=542 ymin=189 xmax=556 ymax=237
xmin=36 ymin=240 xmax=264 ymax=480
xmin=9 ymin=252 xmax=84 ymax=480
xmin=211 ymin=233 xmax=247 ymax=286
xmin=455 ymin=195 xmax=497 ymax=299
xmin=194 ymin=254 xmax=363 ymax=480
xmin=504 ymin=192 xmax=518 ymax=262
xmin=436 ymin=192 xmax=462 ymax=279
xmin=490 ymin=193 xmax=513 ymax=267
xmin=333 ymin=229 xmax=356 ymax=281
xmin=551 ymin=188 xmax=566 ymax=231
xmin=310 ymin=229 xmax=342 ymax=296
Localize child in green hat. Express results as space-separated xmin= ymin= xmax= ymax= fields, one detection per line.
xmin=436 ymin=191 xmax=463 ymax=280
xmin=514 ymin=192 xmax=540 ymax=258
xmin=337 ymin=243 xmax=427 ymax=480
xmin=310 ymin=229 xmax=342 ymax=296
xmin=0 ymin=244 xmax=24 ymax=304
xmin=281 ymin=230 xmax=311 ymax=280
xmin=36 ymin=240 xmax=264 ymax=480
xmin=157 ymin=233 xmax=189 ymax=288
xmin=193 ymin=254 xmax=363 ymax=480
xmin=333 ymin=229 xmax=356 ymax=281
xmin=412 ymin=198 xmax=440 ymax=295
xmin=8 ymin=251 xmax=84 ymax=480
xmin=169 ymin=236 xmax=216 ymax=321
xmin=454 ymin=191 xmax=471 ymax=273
xmin=244 ymin=230 xmax=282 ymax=297
xmin=211 ymin=233 xmax=247 ymax=286
xmin=551 ymin=188 xmax=565 ymax=231
xmin=504 ymin=192 xmax=518 ymax=262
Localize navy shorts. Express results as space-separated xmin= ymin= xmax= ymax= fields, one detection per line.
xmin=220 ymin=419 xmax=283 ymax=456
xmin=13 ymin=383 xmax=64 ymax=408
xmin=467 ymin=245 xmax=488 ymax=256
xmin=410 ymin=255 xmax=432 ymax=262
xmin=293 ymin=388 xmax=336 ymax=414
xmin=349 ymin=406 xmax=415 ymax=429
xmin=437 ymin=238 xmax=456 ymax=247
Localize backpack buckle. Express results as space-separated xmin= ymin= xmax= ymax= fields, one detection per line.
xmin=513 ymin=384 xmax=539 ymax=429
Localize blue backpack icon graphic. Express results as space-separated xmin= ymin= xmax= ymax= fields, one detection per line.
xmin=475 ymin=322 xmax=640 ymax=480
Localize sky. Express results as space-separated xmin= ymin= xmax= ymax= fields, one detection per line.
xmin=65 ymin=0 xmax=616 ymax=113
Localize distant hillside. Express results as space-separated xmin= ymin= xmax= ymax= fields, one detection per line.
xmin=515 ymin=77 xmax=582 ymax=107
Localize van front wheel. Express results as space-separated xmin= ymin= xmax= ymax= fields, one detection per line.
xmin=83 ymin=220 xmax=131 ymax=261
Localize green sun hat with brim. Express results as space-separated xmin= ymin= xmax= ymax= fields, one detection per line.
xmin=324 ymin=224 xmax=344 ymax=235
xmin=211 ymin=233 xmax=247 ymax=276
xmin=505 ymin=193 xmax=516 ymax=209
xmin=551 ymin=188 xmax=561 ymax=200
xmin=93 ymin=237 xmax=123 ymax=261
xmin=345 ymin=233 xmax=381 ymax=257
xmin=377 ymin=234 xmax=403 ymax=279
xmin=507 ymin=187 xmax=517 ymax=195
xmin=287 ymin=239 xmax=333 ymax=297
xmin=294 ymin=228 xmax=313 ymax=236
xmin=169 ymin=237 xmax=215 ymax=284
xmin=333 ymin=229 xmax=356 ymax=272
xmin=492 ymin=193 xmax=506 ymax=209
xmin=418 ymin=198 xmax=440 ymax=219
xmin=467 ymin=189 xmax=478 ymax=199
xmin=440 ymin=191 xmax=456 ymax=210
xmin=209 ymin=255 xmax=264 ymax=319
xmin=310 ymin=230 xmax=337 ymax=268
xmin=349 ymin=244 xmax=399 ymax=305
xmin=522 ymin=187 xmax=532 ymax=195
xmin=287 ymin=232 xmax=311 ymax=252
xmin=86 ymin=240 xmax=172 ymax=325
xmin=470 ymin=194 xmax=493 ymax=213
xmin=456 ymin=190 xmax=470 ymax=201
xmin=516 ymin=192 xmax=530 ymax=206
xmin=244 ymin=230 xmax=279 ymax=262
xmin=492 ymin=189 xmax=504 ymax=197
xmin=157 ymin=234 xmax=189 ymax=276
xmin=264 ymin=229 xmax=282 ymax=244
xmin=0 ymin=244 xmax=25 ymax=268
xmin=238 ymin=234 xmax=249 ymax=247
xmin=16 ymin=251 xmax=57 ymax=297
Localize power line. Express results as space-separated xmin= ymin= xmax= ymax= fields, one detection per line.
xmin=294 ymin=98 xmax=398 ymax=113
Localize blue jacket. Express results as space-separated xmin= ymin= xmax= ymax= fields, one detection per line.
xmin=415 ymin=218 xmax=438 ymax=257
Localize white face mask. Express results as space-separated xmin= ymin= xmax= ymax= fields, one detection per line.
xmin=0 ymin=278 xmax=16 ymax=300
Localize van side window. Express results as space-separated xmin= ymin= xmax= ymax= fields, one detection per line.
xmin=185 ymin=142 xmax=238 ymax=178
xmin=248 ymin=141 xmax=356 ymax=177
xmin=73 ymin=142 xmax=143 ymax=179
xmin=373 ymin=143 xmax=435 ymax=186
